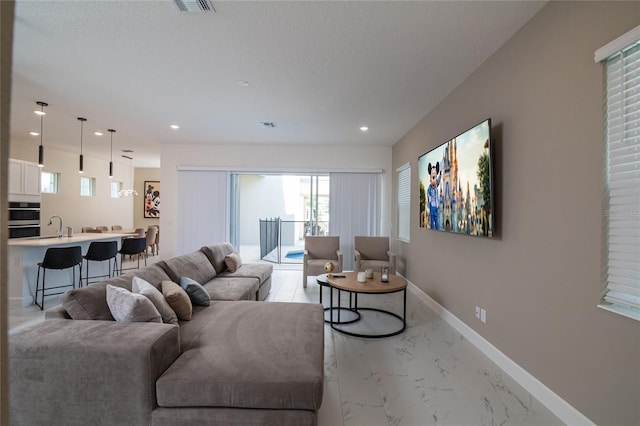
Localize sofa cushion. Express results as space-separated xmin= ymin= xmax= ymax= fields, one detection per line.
xmin=224 ymin=252 xmax=242 ymax=272
xmin=200 ymin=243 xmax=235 ymax=274
xmin=106 ymin=285 xmax=162 ymax=323
xmin=133 ymin=276 xmax=178 ymax=324
xmin=156 ymin=301 xmax=324 ymax=411
xmin=160 ymin=251 xmax=217 ymax=284
xmin=217 ymin=263 xmax=273 ymax=285
xmin=203 ymin=277 xmax=258 ymax=301
xmin=60 ymin=264 xmax=171 ymax=320
xmin=162 ymin=281 xmax=192 ymax=321
xmin=179 ymin=277 xmax=210 ymax=306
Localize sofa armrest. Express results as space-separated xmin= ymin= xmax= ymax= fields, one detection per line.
xmin=10 ymin=319 xmax=180 ymax=426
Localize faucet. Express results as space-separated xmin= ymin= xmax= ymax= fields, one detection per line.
xmin=48 ymin=215 xmax=64 ymax=237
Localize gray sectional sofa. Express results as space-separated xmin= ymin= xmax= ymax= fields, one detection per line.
xmin=9 ymin=243 xmax=325 ymax=426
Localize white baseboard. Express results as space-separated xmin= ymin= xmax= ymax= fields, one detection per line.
xmin=407 ymin=281 xmax=594 ymax=426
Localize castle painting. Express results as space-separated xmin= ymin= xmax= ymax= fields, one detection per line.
xmin=418 ymin=119 xmax=494 ymax=238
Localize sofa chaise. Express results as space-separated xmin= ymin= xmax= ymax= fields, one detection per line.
xmin=9 ymin=243 xmax=324 ymax=426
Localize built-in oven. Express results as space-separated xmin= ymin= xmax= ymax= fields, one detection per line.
xmin=8 ymin=201 xmax=41 ymax=238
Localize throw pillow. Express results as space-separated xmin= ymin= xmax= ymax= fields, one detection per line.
xmin=132 ymin=276 xmax=178 ymax=325
xmin=224 ymin=252 xmax=242 ymax=272
xmin=161 ymin=280 xmax=192 ymax=321
xmin=179 ymin=277 xmax=211 ymax=306
xmin=106 ymin=285 xmax=162 ymax=323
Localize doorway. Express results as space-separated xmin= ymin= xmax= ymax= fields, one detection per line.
xmin=230 ymin=173 xmax=329 ymax=263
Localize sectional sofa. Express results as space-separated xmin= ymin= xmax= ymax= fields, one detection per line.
xmin=9 ymin=243 xmax=325 ymax=426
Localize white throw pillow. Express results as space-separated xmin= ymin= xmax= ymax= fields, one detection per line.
xmin=106 ymin=284 xmax=162 ymax=323
xmin=132 ymin=276 xmax=178 ymax=325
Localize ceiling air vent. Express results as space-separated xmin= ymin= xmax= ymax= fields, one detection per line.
xmin=258 ymin=122 xmax=277 ymax=128
xmin=173 ymin=0 xmax=215 ymax=13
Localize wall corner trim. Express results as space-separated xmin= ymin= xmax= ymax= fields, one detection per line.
xmin=406 ymin=281 xmax=595 ymax=426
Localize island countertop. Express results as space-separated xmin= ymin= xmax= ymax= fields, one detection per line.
xmin=8 ymin=232 xmax=136 ymax=247
xmin=8 ymin=232 xmax=138 ymax=307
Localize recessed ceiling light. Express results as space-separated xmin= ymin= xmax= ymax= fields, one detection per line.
xmin=170 ymin=124 xmax=180 ymax=130
xmin=360 ymin=126 xmax=369 ymax=132
xmin=94 ymin=131 xmax=104 ymax=136
xmin=237 ymin=80 xmax=250 ymax=87
xmin=33 ymin=110 xmax=46 ymax=116
xmin=29 ymin=131 xmax=39 ymax=136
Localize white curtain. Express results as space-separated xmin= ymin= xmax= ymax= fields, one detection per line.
xmin=329 ymin=172 xmax=381 ymax=271
xmin=177 ymin=170 xmax=228 ymax=255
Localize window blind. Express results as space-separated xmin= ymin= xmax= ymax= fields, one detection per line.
xmin=599 ymin=30 xmax=640 ymax=321
xmin=397 ymin=164 xmax=411 ymax=241
xmin=177 ymin=170 xmax=229 ymax=255
xmin=329 ymin=172 xmax=380 ymax=271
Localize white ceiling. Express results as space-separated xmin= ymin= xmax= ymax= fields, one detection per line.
xmin=10 ymin=0 xmax=545 ymax=167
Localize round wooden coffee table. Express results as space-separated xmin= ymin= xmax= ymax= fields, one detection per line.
xmin=327 ymin=271 xmax=407 ymax=338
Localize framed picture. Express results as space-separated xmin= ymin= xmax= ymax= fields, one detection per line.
xmin=144 ymin=181 xmax=160 ymax=218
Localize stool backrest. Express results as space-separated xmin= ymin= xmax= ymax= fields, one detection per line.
xmin=42 ymin=246 xmax=82 ymax=269
xmin=85 ymin=241 xmax=118 ymax=261
xmin=120 ymin=237 xmax=147 ymax=255
xmin=111 ymin=225 xmax=123 ymax=231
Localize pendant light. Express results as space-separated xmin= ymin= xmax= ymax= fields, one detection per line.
xmin=108 ymin=129 xmax=115 ymax=178
xmin=35 ymin=101 xmax=48 ymax=167
xmin=118 ymin=155 xmax=138 ymax=197
xmin=77 ymin=117 xmax=86 ymax=173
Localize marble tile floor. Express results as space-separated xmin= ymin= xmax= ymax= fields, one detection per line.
xmin=268 ymin=269 xmax=564 ymax=426
xmin=8 ymin=264 xmax=564 ymax=426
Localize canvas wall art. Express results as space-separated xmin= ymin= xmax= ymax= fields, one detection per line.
xmin=144 ymin=180 xmax=160 ymax=218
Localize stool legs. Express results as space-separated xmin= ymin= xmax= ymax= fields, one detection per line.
xmin=84 ymin=257 xmax=119 ymax=287
xmin=35 ymin=263 xmax=81 ymax=310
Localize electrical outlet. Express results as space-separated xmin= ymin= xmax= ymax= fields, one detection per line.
xmin=480 ymin=308 xmax=487 ymax=323
xmin=475 ymin=306 xmax=481 ymax=319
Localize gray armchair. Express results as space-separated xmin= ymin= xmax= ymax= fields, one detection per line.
xmin=303 ymin=236 xmax=343 ymax=288
xmin=354 ymin=236 xmax=396 ymax=275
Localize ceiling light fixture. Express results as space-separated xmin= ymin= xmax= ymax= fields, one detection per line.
xmin=77 ymin=117 xmax=86 ymax=174
xmin=29 ymin=132 xmax=39 ymax=136
xmin=170 ymin=124 xmax=180 ymax=129
xmin=108 ymin=129 xmax=116 ymax=178
xmin=360 ymin=126 xmax=369 ymax=132
xmin=35 ymin=101 xmax=47 ymax=167
xmin=237 ymin=80 xmax=250 ymax=87
xmin=94 ymin=131 xmax=104 ymax=136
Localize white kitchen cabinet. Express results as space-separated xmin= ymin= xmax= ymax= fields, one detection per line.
xmin=9 ymin=159 xmax=41 ymax=197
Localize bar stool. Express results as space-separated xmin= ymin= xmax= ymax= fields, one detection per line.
xmin=119 ymin=237 xmax=147 ymax=274
xmin=35 ymin=246 xmax=82 ymax=310
xmin=83 ymin=241 xmax=119 ymax=286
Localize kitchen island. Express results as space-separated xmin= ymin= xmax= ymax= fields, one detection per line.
xmin=8 ymin=233 xmax=136 ymax=307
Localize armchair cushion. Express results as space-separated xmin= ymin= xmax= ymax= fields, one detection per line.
xmin=354 ymin=236 xmax=389 ymax=260
xmin=304 ymin=236 xmax=340 ymax=260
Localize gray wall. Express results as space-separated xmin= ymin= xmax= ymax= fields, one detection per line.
xmin=391 ymin=2 xmax=639 ymax=425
